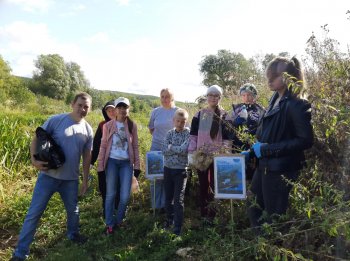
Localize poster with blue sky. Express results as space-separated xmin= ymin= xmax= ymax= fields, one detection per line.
xmin=214 ymin=155 xmax=246 ymax=199
xmin=146 ymin=151 xmax=164 ymax=179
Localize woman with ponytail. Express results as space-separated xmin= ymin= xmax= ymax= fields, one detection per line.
xmin=188 ymin=85 xmax=229 ymax=222
xmin=245 ymin=56 xmax=313 ymax=229
xmin=97 ymin=97 xmax=140 ymax=234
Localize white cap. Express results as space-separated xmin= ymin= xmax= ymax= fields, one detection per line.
xmin=114 ymin=97 xmax=130 ymax=107
xmin=206 ymin=85 xmax=223 ymax=96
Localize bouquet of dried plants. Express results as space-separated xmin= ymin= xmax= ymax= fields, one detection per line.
xmin=189 ymin=142 xmax=232 ymax=171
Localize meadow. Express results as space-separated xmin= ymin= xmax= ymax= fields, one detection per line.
xmin=1 ymin=28 xmax=350 ymax=260
xmin=0 ymin=90 xmax=350 ymax=261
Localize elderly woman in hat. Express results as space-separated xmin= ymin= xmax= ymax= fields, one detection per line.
xmin=228 ymin=83 xmax=265 ymax=180
xmin=188 ymin=85 xmax=230 ymax=222
xmin=232 ymin=83 xmax=265 ymax=136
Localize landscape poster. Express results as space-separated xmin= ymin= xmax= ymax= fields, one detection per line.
xmin=214 ymin=155 xmax=246 ymax=199
xmin=145 ymin=151 xmax=164 ymax=179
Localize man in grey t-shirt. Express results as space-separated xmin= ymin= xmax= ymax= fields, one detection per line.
xmin=12 ymin=93 xmax=93 ymax=261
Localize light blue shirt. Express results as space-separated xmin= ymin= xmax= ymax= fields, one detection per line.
xmin=40 ymin=113 xmax=93 ymax=180
xmin=148 ymin=106 xmax=178 ymax=151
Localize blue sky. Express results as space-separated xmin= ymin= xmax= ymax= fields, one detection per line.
xmin=0 ymin=0 xmax=349 ymax=102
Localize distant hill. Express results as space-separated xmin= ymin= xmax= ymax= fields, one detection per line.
xmin=14 ymin=76 xmax=194 ymax=110
xmin=96 ymin=89 xmax=159 ymax=102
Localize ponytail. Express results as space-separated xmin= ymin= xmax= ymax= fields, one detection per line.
xmin=126 ymin=116 xmax=134 ymax=134
xmin=286 ymin=56 xmax=304 ymax=84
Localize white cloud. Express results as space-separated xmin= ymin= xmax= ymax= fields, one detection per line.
xmin=0 ymin=22 xmax=211 ymax=102
xmin=86 ymin=32 xmax=110 ymax=44
xmin=0 ymin=21 xmax=55 ymax=68
xmin=59 ymin=3 xmax=87 ymax=17
xmin=6 ymin=0 xmax=53 ymax=13
xmin=0 ymin=21 xmax=82 ymax=77
xmin=74 ymin=3 xmax=86 ymax=11
xmin=78 ymin=37 xmax=206 ymax=102
xmin=115 ymin=0 xmax=130 ymax=6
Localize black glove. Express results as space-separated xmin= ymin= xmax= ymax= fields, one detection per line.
xmin=133 ymin=169 xmax=141 ymax=179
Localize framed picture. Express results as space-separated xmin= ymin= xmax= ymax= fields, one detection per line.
xmin=145 ymin=151 xmax=164 ymax=179
xmin=214 ymin=155 xmax=246 ymax=199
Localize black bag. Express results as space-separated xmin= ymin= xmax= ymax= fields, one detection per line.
xmin=34 ymin=127 xmax=65 ymax=169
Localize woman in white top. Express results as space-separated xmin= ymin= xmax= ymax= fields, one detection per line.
xmin=98 ymin=97 xmax=140 ymax=234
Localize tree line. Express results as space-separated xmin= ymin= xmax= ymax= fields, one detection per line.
xmin=0 ymin=50 xmax=291 ymax=110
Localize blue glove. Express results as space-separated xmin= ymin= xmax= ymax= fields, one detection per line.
xmin=252 ymin=142 xmax=263 ymax=158
xmin=234 ymin=116 xmax=246 ymax=126
xmin=241 ymin=151 xmax=250 ymax=162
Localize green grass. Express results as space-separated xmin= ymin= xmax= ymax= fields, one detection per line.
xmin=1 ymin=109 xmax=350 ymax=261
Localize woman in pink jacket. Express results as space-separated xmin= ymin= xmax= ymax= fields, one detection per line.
xmin=97 ymin=97 xmax=140 ymax=235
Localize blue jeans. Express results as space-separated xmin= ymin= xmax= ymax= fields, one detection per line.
xmin=14 ymin=173 xmax=79 ymax=259
xmin=105 ymin=158 xmax=132 ymax=227
xmin=150 ymin=179 xmax=165 ymax=209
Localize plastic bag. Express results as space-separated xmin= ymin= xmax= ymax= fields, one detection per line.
xmin=34 ymin=127 xmax=65 ymax=169
xmin=131 ymin=176 xmax=140 ymax=193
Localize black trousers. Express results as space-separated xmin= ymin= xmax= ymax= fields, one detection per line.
xmin=98 ymin=171 xmax=119 ymax=215
xmin=163 ymin=166 xmax=187 ymax=230
xmin=197 ymin=164 xmax=216 ymax=219
xmin=248 ymin=168 xmax=299 ymax=227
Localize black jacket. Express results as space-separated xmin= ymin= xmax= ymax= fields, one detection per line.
xmin=232 ymin=103 xmax=265 ymax=135
xmin=256 ymin=91 xmax=313 ymax=172
xmin=91 ymin=101 xmax=114 ymax=165
xmin=227 ymin=103 xmax=265 ymax=152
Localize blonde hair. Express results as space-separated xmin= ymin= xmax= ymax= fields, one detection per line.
xmin=174 ymin=108 xmax=188 ymax=120
xmin=160 ymin=88 xmax=175 ymax=107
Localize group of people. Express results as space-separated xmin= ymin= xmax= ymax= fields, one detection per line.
xmin=11 ymin=56 xmax=313 ymax=260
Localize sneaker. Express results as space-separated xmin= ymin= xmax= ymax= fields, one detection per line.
xmin=70 ymin=233 xmax=88 ymax=244
xmin=106 ymin=226 xmax=114 ymax=235
xmin=10 ymin=256 xmax=25 ymax=261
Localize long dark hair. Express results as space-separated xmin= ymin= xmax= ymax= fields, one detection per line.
xmin=210 ymin=105 xmax=221 ymax=139
xmin=266 ymin=56 xmax=305 ymax=96
xmin=126 ymin=116 xmax=134 ymax=134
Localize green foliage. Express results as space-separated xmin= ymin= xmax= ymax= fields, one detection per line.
xmin=9 ymin=84 xmax=37 ymax=107
xmin=0 ymin=55 xmax=35 ymax=107
xmin=304 ymin=26 xmax=350 ymax=192
xmin=66 ymin=61 xmax=90 ymax=93
xmin=1 ymin=24 xmax=350 ymax=261
xmin=32 ymin=54 xmax=71 ymax=100
xmin=199 ymin=49 xmax=259 ymax=94
xmin=31 ymin=54 xmax=90 ymax=101
xmin=0 ymin=113 xmax=46 ymax=173
xmin=0 ymin=55 xmax=12 ymax=98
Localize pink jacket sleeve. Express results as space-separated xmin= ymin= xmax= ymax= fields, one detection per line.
xmin=132 ymin=123 xmax=140 ymax=170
